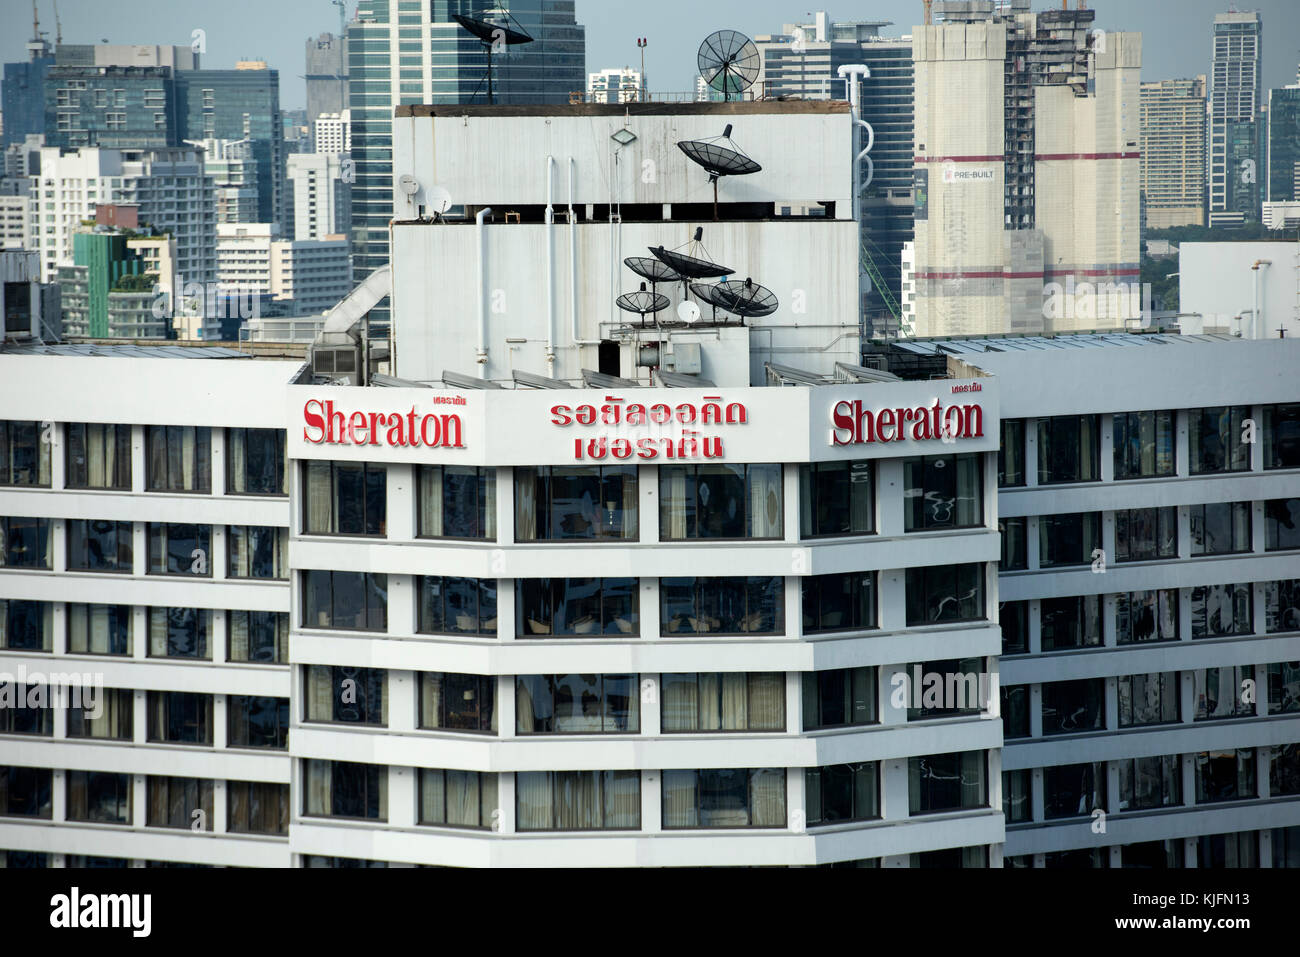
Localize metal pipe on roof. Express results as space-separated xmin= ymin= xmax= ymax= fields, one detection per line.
xmin=476 ymin=207 xmax=493 ymax=376
xmin=571 ymin=157 xmax=600 ymax=346
xmin=545 ymin=155 xmax=556 ymax=375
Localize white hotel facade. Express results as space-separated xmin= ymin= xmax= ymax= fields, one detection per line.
xmin=0 ymin=98 xmax=1296 ymax=868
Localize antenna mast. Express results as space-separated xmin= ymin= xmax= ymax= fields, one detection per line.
xmin=53 ymin=0 xmax=62 ymax=44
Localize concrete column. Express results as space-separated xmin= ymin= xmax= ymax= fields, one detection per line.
xmin=51 ymin=518 xmax=66 ymax=573
xmin=134 ymin=689 xmax=148 ymax=744
xmin=496 ymin=578 xmax=516 ymax=641
xmin=1031 ymin=766 xmax=1045 ymax=822
xmin=881 ymin=756 xmax=909 ymax=822
xmin=132 ymin=523 xmax=148 ymax=577
xmin=641 ymin=770 xmax=661 ymax=833
xmin=1104 ymin=676 xmax=1118 ymax=731
xmin=497 ymin=673 xmax=515 ymax=737
xmin=1182 ymin=754 xmax=1197 ymax=807
xmin=388 ymin=574 xmax=415 ymax=638
xmin=880 ymin=665 xmax=908 ymax=727
xmin=495 ymin=466 xmax=513 ymax=544
xmin=639 ymin=464 xmax=659 ymax=544
xmin=50 ymin=602 xmax=66 ymax=655
xmin=133 ymin=607 xmax=148 ymax=659
xmin=1249 ymin=405 xmax=1264 ymax=472
xmin=1099 ymin=413 xmax=1114 ymax=483
xmin=49 ymin=421 xmax=65 ymax=490
xmin=1106 ymin=759 xmax=1121 ymax=815
xmin=783 ymin=575 xmax=800 ymax=639
xmin=1177 ymin=504 xmax=1192 ymax=559
xmin=497 ymin=772 xmax=515 ymax=834
xmin=785 ymin=671 xmax=801 ymax=734
xmin=782 ymin=463 xmax=800 ymax=543
xmin=211 ymin=426 xmax=226 ymax=498
xmin=213 ymin=693 xmax=227 ymax=750
xmin=52 ymin=769 xmax=66 ymax=822
xmin=1175 ymin=409 xmax=1190 ymax=478
xmin=211 ymin=610 xmax=226 ymax=664
xmin=1180 ymin=672 xmax=1196 ymax=724
xmin=640 ymin=674 xmax=661 ymax=736
xmin=1029 ymin=683 xmax=1043 ymax=738
xmin=211 ymin=524 xmax=227 ymax=581
xmin=388 ymin=765 xmax=415 ymax=828
xmin=1102 ymin=594 xmax=1117 ymax=647
xmin=132 ymin=773 xmax=147 ymax=827
xmin=1252 ymin=500 xmax=1266 ymax=555
xmin=1026 ymin=516 xmax=1041 ymax=569
xmin=213 ymin=779 xmax=227 ymax=834
xmin=878 ymin=570 xmax=906 ymax=632
xmin=1178 ymin=588 xmax=1193 ymax=642
xmin=388 ymin=669 xmax=416 ymax=733
xmin=787 ymin=767 xmax=805 ymax=833
xmin=1024 ymin=418 xmax=1039 ymax=488
xmin=1028 ymin=599 xmax=1042 ymax=654
xmin=875 ymin=460 xmax=905 ymax=538
xmin=639 ymin=579 xmax=660 ymax=639
xmin=387 ymin=463 xmax=415 ymax=541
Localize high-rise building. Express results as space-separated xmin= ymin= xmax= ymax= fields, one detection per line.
xmin=910 ymin=2 xmax=1140 ymax=337
xmin=0 ymin=178 xmax=32 ymax=251
xmin=57 ymin=230 xmax=172 ymax=339
xmin=305 ymin=33 xmax=349 ymax=130
xmin=1209 ymin=11 xmax=1262 ymax=227
xmin=1266 ymin=71 xmax=1300 ymax=205
xmin=44 ymin=66 xmax=179 ymax=150
xmin=197 ymin=139 xmax=261 ymax=225
xmin=216 ymin=223 xmax=352 ymax=317
xmin=347 ymin=0 xmax=586 ymax=327
xmin=31 ymin=146 xmax=215 ymax=286
xmin=753 ymin=13 xmax=914 ymax=337
xmin=287 ymin=153 xmax=351 ymax=242
xmin=313 ymin=111 xmax=351 ymax=155
xmin=2 ymin=35 xmax=54 ymax=149
xmin=1140 ymin=77 xmax=1207 ymax=228
xmin=587 ymin=68 xmax=644 ymax=104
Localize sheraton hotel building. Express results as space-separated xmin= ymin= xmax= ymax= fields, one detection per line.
xmin=0 ymin=101 xmax=1298 ymax=869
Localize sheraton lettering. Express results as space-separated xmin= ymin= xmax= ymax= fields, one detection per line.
xmin=831 ymin=399 xmax=984 ymax=446
xmin=303 ymin=399 xmax=465 ymax=449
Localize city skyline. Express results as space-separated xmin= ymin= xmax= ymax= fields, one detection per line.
xmin=1 ymin=1 xmax=1298 ymax=111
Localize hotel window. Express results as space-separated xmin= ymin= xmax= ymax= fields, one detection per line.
xmin=998 ymin=418 xmax=1025 ymax=487
xmin=1041 ymin=595 xmax=1102 ymax=651
xmin=0 ymin=600 xmax=52 ymax=652
xmin=1038 ymin=512 xmax=1101 ymax=568
xmin=302 ymin=462 xmax=386 ymax=536
xmin=802 ymin=571 xmax=877 ymax=634
xmin=147 ymin=691 xmax=212 ymax=745
xmin=304 ymin=666 xmax=386 ymax=726
xmin=65 ymin=423 xmax=131 ymax=489
xmin=1121 ymin=840 xmax=1184 ymax=869
xmin=1199 ymin=831 xmax=1258 ymax=868
xmin=904 ymin=453 xmax=983 ymax=531
xmin=904 ymin=562 xmax=985 ymax=625
xmin=1191 ymin=583 xmax=1253 ymax=638
xmin=802 ymin=667 xmax=876 ymax=730
xmin=1264 ymin=403 xmax=1300 ymax=469
xmin=226 ymin=428 xmax=286 ymax=495
xmin=0 ymin=767 xmax=51 ymax=819
xmin=1189 ymin=406 xmax=1251 ymax=474
xmin=662 ymin=769 xmax=784 ymax=829
xmin=229 ymin=696 xmax=289 ymax=749
xmin=1116 ymin=507 xmax=1177 ymax=562
xmin=417 ymin=465 xmax=496 ymax=539
xmin=419 ymin=673 xmax=496 ymax=733
xmin=517 ymin=674 xmax=639 ymax=734
xmin=148 ymin=607 xmax=210 ymax=659
xmin=227 ymin=525 xmax=287 ymax=579
xmin=147 ymin=777 xmax=213 ymax=830
xmin=303 ymin=760 xmax=387 ymax=821
xmin=1276 ymin=826 xmax=1300 ymax=868
xmin=661 ymin=576 xmax=782 ymax=636
xmin=1042 ymin=679 xmax=1104 ymax=735
xmin=515 ymin=465 xmax=637 ymax=541
xmin=519 ymin=770 xmax=641 ymax=831
xmin=799 ymin=460 xmax=874 ymax=537
xmin=419 ymin=770 xmax=498 ymax=829
xmin=1268 ymin=662 xmax=1300 ymax=714
xmin=999 ymin=518 xmax=1026 ymax=571
xmin=1190 ymin=501 xmax=1252 ymax=555
xmin=1002 ymin=684 xmax=1030 ymax=738
xmin=145 ymin=425 xmax=210 ymax=493
xmin=1037 ymin=414 xmax=1099 ymax=484
xmin=1113 ymin=410 xmax=1175 ymax=479
xmin=914 ymin=847 xmax=989 ymax=868
xmin=67 ymin=688 xmax=133 ymax=740
xmin=1119 ymin=672 xmax=1180 ymax=727
xmin=662 ymin=673 xmax=782 ymax=733
xmin=66 ymin=519 xmax=132 ymax=573
xmin=907 ymin=657 xmax=986 ymax=720
xmin=1196 ymin=749 xmax=1256 ymax=803
xmin=1266 ymin=580 xmax=1300 ymax=633
xmin=660 ymin=464 xmax=782 ymax=540
xmin=1000 ymin=601 xmax=1028 ymax=654
xmin=146 ymin=523 xmax=211 ymax=577
xmin=1265 ymin=498 xmax=1300 ymax=551
xmin=0 ymin=516 xmax=50 ymax=569
xmin=1003 ymin=770 xmax=1031 ymax=823
xmin=1272 ymin=744 xmax=1300 ymax=796
xmin=228 ymin=781 xmax=289 ymax=836
xmin=0 ymin=421 xmax=50 ymax=487
xmin=67 ymin=604 xmax=131 ymax=656
xmin=908 ymin=751 xmax=986 ymax=814
xmin=417 ymin=576 xmax=498 ymax=636
xmin=806 ymin=763 xmax=879 ymax=825
xmin=518 ymin=577 xmax=637 ymax=637
xmin=1044 ymin=763 xmax=1106 ymax=819
xmin=302 ymin=569 xmax=388 ymax=632
xmin=1117 ymin=589 xmax=1178 ymax=644
xmin=228 ymin=610 xmax=288 ymax=664
xmin=1195 ymin=666 xmax=1255 ymax=720
xmin=0 ymin=688 xmax=50 ymax=736
xmin=66 ymin=771 xmax=131 ymax=825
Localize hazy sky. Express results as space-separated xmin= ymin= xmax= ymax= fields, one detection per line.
xmin=1 ymin=0 xmax=1297 ymax=110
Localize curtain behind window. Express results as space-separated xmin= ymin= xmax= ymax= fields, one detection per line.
xmin=748 ymin=465 xmax=782 ymax=538
xmin=749 ymin=769 xmax=785 ymax=826
xmin=420 ymin=466 xmax=443 ymax=536
xmin=516 ymin=771 xmax=551 ymax=830
xmin=305 ymin=462 xmax=333 ymax=533
xmin=421 ymin=673 xmax=443 ymax=729
xmin=662 ymin=770 xmax=697 ymax=827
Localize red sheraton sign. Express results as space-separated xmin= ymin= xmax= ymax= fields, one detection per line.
xmin=302 ymin=399 xmax=466 ymax=448
xmin=831 ymin=399 xmax=984 ymax=446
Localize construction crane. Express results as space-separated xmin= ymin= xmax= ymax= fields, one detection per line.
xmin=332 ymin=0 xmax=346 ymax=36
xmin=53 ymin=0 xmax=62 ymax=44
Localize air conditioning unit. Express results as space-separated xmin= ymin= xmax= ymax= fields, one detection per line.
xmin=311 ymin=342 xmax=360 ymax=382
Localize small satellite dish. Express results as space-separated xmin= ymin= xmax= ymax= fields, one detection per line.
xmin=427 ymin=185 xmax=453 ymax=215
xmin=715 ymin=277 xmax=779 ymax=320
xmin=678 ymin=124 xmax=762 ymax=220
xmin=678 ymin=301 xmax=701 ymax=324
xmin=616 ymin=282 xmax=671 ymax=325
xmin=398 ymin=174 xmax=419 ymax=197
xmin=698 ymin=30 xmax=761 ymax=102
xmin=452 ymin=10 xmax=535 ymax=105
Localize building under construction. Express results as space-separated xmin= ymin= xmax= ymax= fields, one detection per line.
xmin=908 ymin=0 xmax=1140 ymax=337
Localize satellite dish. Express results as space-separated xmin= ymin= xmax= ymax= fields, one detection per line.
xmin=678 ymin=124 xmax=762 ymax=220
xmin=452 ymin=10 xmax=534 ymax=105
xmin=398 ymin=174 xmax=419 ymax=196
xmin=677 ymin=301 xmax=701 ymax=324
xmin=427 ymin=185 xmax=453 ymax=215
xmin=616 ymin=282 xmax=671 ymax=325
xmin=716 ymin=277 xmax=779 ymax=320
xmin=698 ymin=30 xmax=760 ymax=102
xmin=650 ymin=228 xmax=733 ymax=280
